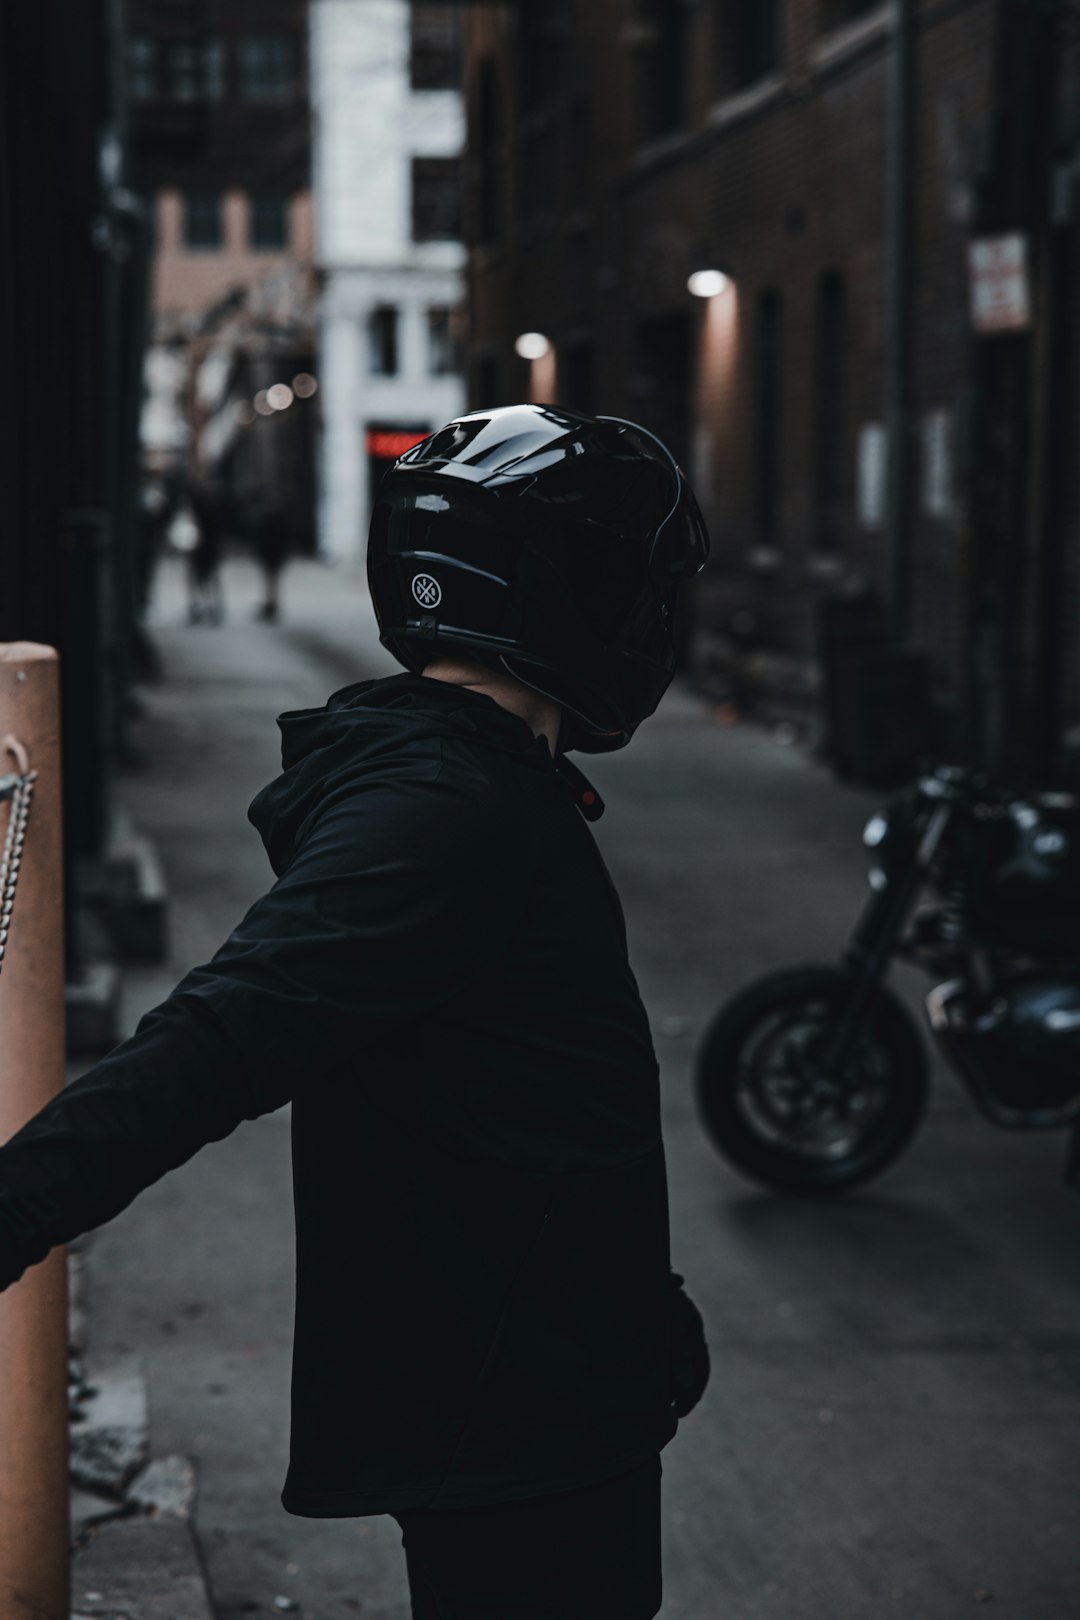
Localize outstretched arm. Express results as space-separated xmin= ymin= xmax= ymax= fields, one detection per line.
xmin=0 ymin=772 xmax=499 ymax=1291
xmin=0 ymin=986 xmax=285 ymax=1291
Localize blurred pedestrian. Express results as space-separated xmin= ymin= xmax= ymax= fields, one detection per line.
xmin=187 ymin=476 xmax=226 ymax=626
xmin=0 ymin=406 xmax=711 ymax=1620
xmin=248 ymin=485 xmax=292 ymax=623
xmin=131 ymin=471 xmax=177 ymax=681
xmin=135 ymin=473 xmax=170 ymax=618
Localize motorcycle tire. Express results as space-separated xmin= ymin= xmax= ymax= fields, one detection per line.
xmin=695 ymin=965 xmax=929 ymax=1196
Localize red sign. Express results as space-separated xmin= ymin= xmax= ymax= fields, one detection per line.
xmin=365 ymin=427 xmax=430 ymax=460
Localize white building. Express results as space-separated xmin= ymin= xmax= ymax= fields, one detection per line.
xmin=310 ymin=0 xmax=466 ymax=566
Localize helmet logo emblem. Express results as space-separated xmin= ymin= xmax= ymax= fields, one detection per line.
xmin=411 ymin=573 xmax=442 ymax=609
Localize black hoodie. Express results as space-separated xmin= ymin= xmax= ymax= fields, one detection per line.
xmin=0 ymin=674 xmax=680 ymax=1513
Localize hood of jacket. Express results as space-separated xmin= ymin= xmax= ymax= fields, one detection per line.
xmin=247 ymin=672 xmax=554 ymax=876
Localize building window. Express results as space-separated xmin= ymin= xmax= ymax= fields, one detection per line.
xmin=635 ymin=0 xmax=689 ymax=142
xmin=812 ymin=272 xmax=848 ymax=552
xmin=368 ymin=307 xmax=399 ymax=376
xmin=159 ymin=38 xmax=226 ymax=102
xmin=561 ymin=342 xmax=595 ymax=413
xmin=410 ymin=4 xmax=462 ymax=90
xmin=127 ymin=37 xmax=158 ymax=100
xmin=171 ymin=39 xmax=202 ymax=102
xmin=475 ymin=58 xmax=502 ymax=245
xmin=238 ymin=36 xmax=294 ymax=104
xmin=821 ymin=0 xmax=885 ymax=30
xmin=753 ymin=289 xmax=784 ymax=550
xmin=183 ymin=187 xmax=223 ymax=249
xmin=719 ymin=0 xmax=781 ymax=92
xmin=412 ymin=157 xmax=462 ymax=242
xmin=250 ymin=189 xmax=289 ymax=250
xmin=203 ymin=40 xmax=227 ymax=101
xmin=427 ymin=307 xmax=462 ymax=375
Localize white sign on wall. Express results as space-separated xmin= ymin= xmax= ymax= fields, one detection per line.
xmin=968 ymin=234 xmax=1031 ymax=335
xmin=921 ymin=408 xmax=956 ymax=521
xmin=857 ymin=422 xmax=888 ymax=530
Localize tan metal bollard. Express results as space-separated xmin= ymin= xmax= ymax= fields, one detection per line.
xmin=0 ymin=644 xmax=70 ymax=1617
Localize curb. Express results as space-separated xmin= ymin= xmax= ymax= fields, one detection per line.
xmin=72 ymin=1515 xmax=214 ymax=1620
xmin=68 ymin=1247 xmax=215 ymax=1619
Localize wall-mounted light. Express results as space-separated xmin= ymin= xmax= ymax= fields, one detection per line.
xmin=687 ymin=269 xmax=731 ymax=299
xmin=514 ymin=331 xmax=551 ymax=360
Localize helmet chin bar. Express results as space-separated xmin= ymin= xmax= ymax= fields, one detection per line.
xmin=381 ymin=593 xmax=683 ymax=755
xmin=497 ymin=656 xmax=628 ymax=755
xmin=377 ymin=620 xmax=635 ymax=750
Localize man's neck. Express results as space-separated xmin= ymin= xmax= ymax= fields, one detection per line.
xmin=421 ymin=658 xmax=562 ymax=758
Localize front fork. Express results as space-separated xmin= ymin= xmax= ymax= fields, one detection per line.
xmin=819 ymin=804 xmax=953 ymax=1078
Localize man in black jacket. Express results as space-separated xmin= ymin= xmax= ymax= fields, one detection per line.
xmin=0 ymin=406 xmax=710 ymax=1619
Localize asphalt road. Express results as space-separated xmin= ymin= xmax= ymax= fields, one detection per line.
xmin=84 ymin=555 xmax=1080 ymax=1620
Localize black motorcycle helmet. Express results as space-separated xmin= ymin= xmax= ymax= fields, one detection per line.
xmin=366 ymin=403 xmax=711 ymax=753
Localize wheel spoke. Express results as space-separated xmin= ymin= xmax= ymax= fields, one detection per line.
xmin=733 ymin=997 xmax=893 ymax=1161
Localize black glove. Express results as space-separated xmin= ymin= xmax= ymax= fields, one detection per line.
xmin=669 ymin=1270 xmax=710 ymax=1419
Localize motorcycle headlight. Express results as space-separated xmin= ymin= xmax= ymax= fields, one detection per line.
xmin=863 ymin=813 xmax=889 ymax=849
xmin=863 ymin=810 xmax=893 ymax=890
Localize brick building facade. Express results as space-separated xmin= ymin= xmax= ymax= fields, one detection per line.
xmin=463 ymin=1 xmax=1080 ymax=780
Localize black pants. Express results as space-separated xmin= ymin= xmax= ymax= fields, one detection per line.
xmin=391 ymin=1455 xmax=663 ymax=1620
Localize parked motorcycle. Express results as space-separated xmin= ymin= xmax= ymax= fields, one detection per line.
xmin=695 ymin=764 xmax=1080 ymax=1194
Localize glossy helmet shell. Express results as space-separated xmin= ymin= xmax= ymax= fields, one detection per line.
xmin=366 ymin=403 xmax=711 ymax=752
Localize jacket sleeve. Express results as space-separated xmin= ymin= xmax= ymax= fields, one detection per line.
xmin=668 ymin=1270 xmax=710 ymax=1419
xmin=0 ymin=989 xmax=277 ymax=1292
xmin=0 ymin=774 xmax=501 ymax=1292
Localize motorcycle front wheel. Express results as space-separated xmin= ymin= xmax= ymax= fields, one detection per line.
xmin=695 ymin=965 xmax=928 ymax=1195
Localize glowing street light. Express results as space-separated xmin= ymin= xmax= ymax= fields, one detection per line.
xmin=292 ymin=372 xmax=318 ymax=398
xmin=514 ymin=331 xmax=551 ymax=360
xmin=267 ymin=382 xmax=294 ymax=411
xmin=253 ymin=390 xmax=274 ymax=416
xmin=687 ymin=269 xmax=730 ymax=299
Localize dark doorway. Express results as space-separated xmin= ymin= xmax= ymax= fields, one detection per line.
xmin=812 ymin=270 xmax=847 ymax=554
xmin=633 ymin=311 xmax=694 ymax=666
xmin=753 ymin=288 xmax=784 ymax=552
xmin=633 ymin=311 xmax=692 ymax=469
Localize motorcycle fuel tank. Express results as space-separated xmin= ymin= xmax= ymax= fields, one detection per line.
xmin=973 ymin=797 xmax=1080 ymax=951
xmin=929 ymin=978 xmax=1080 ymax=1123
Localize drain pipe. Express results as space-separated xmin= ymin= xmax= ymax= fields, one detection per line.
xmin=885 ymin=0 xmax=917 ymax=645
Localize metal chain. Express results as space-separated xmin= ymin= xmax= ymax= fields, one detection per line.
xmin=0 ymin=768 xmax=36 ymax=977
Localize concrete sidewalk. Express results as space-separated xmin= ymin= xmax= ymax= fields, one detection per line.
xmin=72 ymin=549 xmax=1080 ymax=1620
xmin=74 ymin=554 xmax=408 ymax=1620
